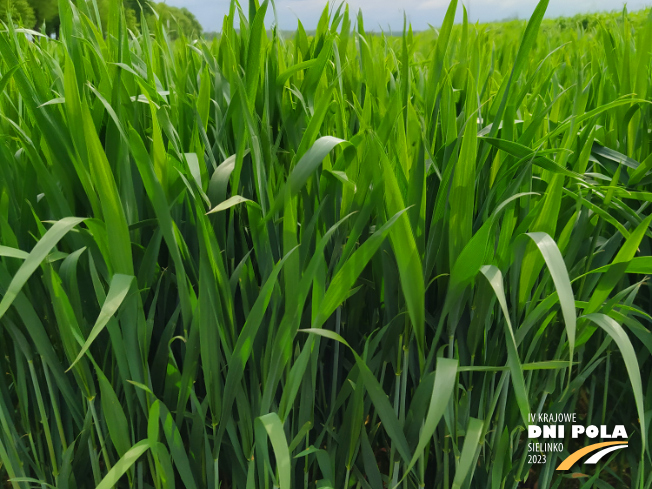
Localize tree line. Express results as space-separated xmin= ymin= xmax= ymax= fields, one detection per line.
xmin=0 ymin=0 xmax=203 ymax=38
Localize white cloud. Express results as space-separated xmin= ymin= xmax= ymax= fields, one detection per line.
xmin=417 ymin=0 xmax=452 ymax=10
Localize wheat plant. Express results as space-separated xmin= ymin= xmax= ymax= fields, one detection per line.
xmin=1 ymin=0 xmax=652 ymax=488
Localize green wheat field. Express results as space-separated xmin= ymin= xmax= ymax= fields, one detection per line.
xmin=1 ymin=0 xmax=652 ymax=488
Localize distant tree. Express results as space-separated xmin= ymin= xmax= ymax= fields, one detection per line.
xmin=153 ymin=3 xmax=202 ymax=39
xmin=96 ymin=0 xmax=150 ymax=32
xmin=0 ymin=0 xmax=36 ymax=27
xmin=30 ymin=0 xmax=57 ymax=29
xmin=130 ymin=0 xmax=160 ymax=32
xmin=124 ymin=0 xmax=155 ymax=20
xmin=2 ymin=0 xmax=204 ymax=39
xmin=124 ymin=0 xmax=153 ymax=13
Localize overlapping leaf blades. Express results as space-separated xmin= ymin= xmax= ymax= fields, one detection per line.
xmin=1 ymin=1 xmax=652 ymax=488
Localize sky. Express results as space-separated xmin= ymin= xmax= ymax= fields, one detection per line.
xmin=165 ymin=0 xmax=650 ymax=33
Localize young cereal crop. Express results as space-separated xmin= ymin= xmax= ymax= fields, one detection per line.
xmin=0 ymin=0 xmax=651 ymax=488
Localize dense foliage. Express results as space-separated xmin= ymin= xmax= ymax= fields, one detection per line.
xmin=1 ymin=0 xmax=652 ymax=488
xmin=0 ymin=0 xmax=202 ymax=37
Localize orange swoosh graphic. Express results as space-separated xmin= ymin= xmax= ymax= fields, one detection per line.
xmin=556 ymin=441 xmax=627 ymax=470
